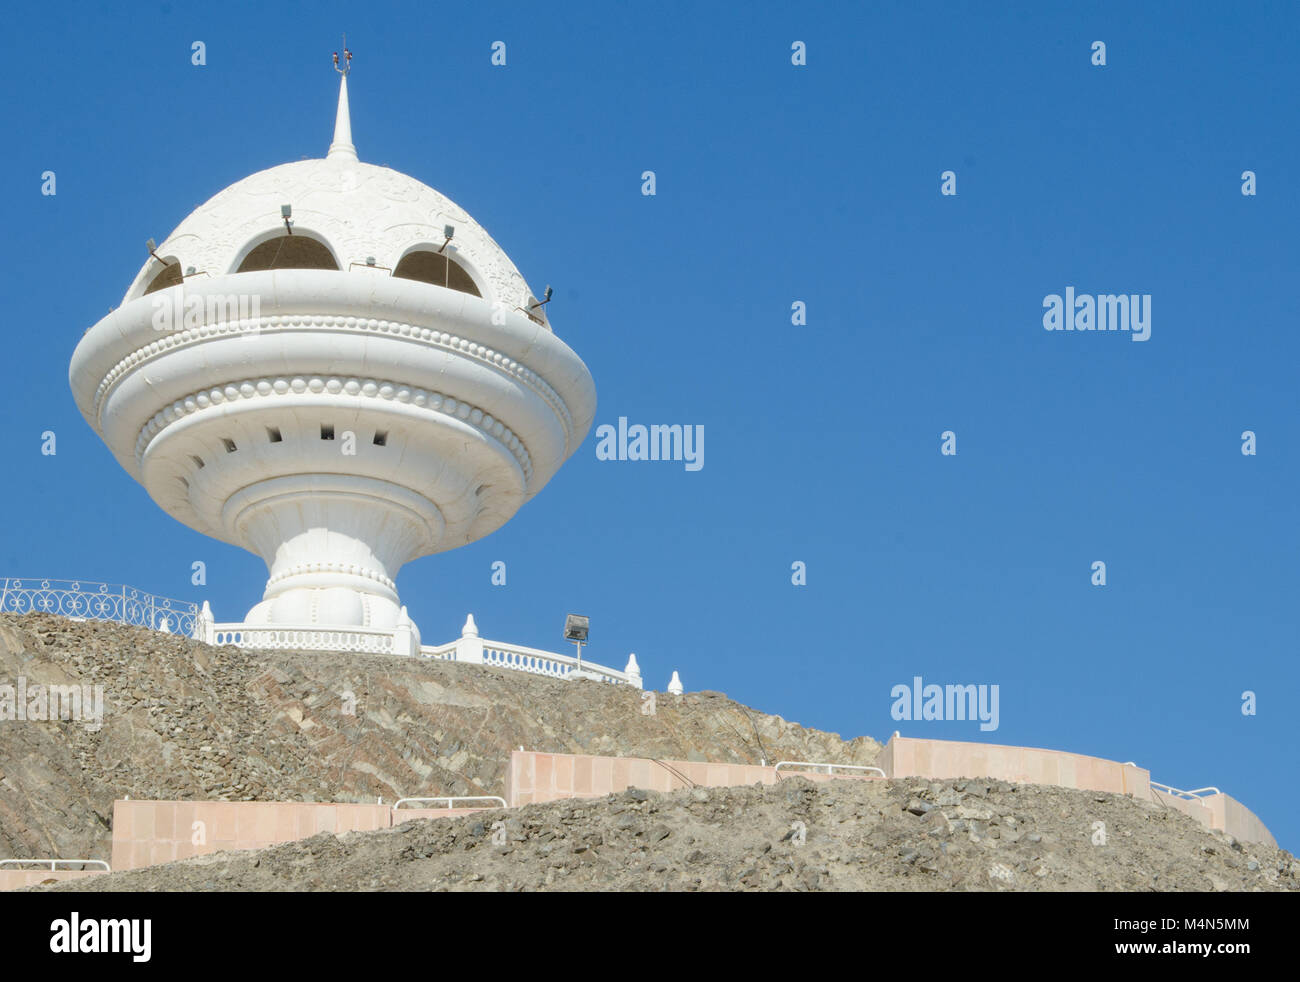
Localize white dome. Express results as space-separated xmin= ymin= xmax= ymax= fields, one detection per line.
xmin=123 ymin=157 xmax=542 ymax=316
xmin=121 ymin=77 xmax=543 ymax=318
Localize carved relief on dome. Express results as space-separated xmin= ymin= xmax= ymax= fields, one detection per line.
xmin=124 ymin=160 xmax=534 ymax=313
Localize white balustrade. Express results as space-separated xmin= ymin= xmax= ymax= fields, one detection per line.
xmin=420 ymin=642 xmax=457 ymax=661
xmin=211 ymin=623 xmax=396 ymax=654
xmin=416 ymin=615 xmax=642 ymax=688
xmin=3 ymin=580 xmax=646 ymax=690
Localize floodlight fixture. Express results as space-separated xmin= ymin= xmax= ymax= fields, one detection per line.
xmin=563 ymin=614 xmax=589 ymax=642
xmin=564 ymin=613 xmax=589 ymax=675
xmin=439 ymin=224 xmax=455 ymax=253
xmin=281 ymin=204 xmax=294 ymax=234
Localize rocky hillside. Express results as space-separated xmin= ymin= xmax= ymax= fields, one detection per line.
xmin=0 ymin=614 xmax=881 ymax=863
xmin=40 ymin=776 xmax=1299 ymax=892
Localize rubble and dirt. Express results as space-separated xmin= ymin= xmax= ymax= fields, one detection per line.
xmin=38 ymin=777 xmax=1299 ymax=892
xmin=0 ymin=613 xmax=878 ymax=863
xmin=4 ymin=612 xmax=1294 ymax=892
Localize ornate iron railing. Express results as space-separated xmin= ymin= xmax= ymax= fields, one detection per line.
xmin=0 ymin=578 xmax=198 ymax=637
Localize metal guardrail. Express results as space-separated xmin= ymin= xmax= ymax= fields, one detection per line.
xmin=774 ymin=761 xmax=887 ymax=778
xmin=0 ymin=578 xmax=198 ymax=637
xmin=0 ymin=859 xmax=111 ymax=872
xmin=1150 ymin=782 xmax=1221 ymax=800
xmin=392 ymin=796 xmax=507 ymax=810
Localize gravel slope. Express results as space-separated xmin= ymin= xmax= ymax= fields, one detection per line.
xmin=39 ymin=776 xmax=1298 ymax=892
xmin=0 ymin=613 xmax=878 ymax=862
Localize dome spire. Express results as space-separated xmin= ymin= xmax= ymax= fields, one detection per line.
xmin=328 ymin=40 xmax=357 ymax=162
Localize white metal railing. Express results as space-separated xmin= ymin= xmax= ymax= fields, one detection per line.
xmin=774 ymin=761 xmax=887 ymax=779
xmin=1150 ymin=782 xmax=1221 ymax=800
xmin=212 ymin=623 xmax=395 ymax=654
xmin=0 ymin=859 xmax=111 ymax=872
xmin=0 ymin=578 xmax=197 ymax=637
xmin=392 ymin=796 xmax=507 ymax=810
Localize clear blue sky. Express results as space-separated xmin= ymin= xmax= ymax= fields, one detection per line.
xmin=3 ymin=1 xmax=1297 ymax=849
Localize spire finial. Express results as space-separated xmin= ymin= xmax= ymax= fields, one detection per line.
xmin=332 ymin=35 xmax=352 ymax=76
xmin=327 ymin=38 xmax=357 ymax=162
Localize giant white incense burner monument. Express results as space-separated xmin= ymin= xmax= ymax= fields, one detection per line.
xmin=69 ymin=64 xmax=596 ymax=647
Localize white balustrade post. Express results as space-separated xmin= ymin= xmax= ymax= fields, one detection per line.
xmin=392 ymin=605 xmax=417 ymax=657
xmin=455 ymin=613 xmax=483 ymax=664
xmin=195 ymin=599 xmax=215 ymax=643
xmin=624 ymin=652 xmax=643 ymax=690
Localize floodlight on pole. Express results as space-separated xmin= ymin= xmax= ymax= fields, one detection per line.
xmin=281 ymin=204 xmax=294 ymax=234
xmin=564 ymin=613 xmax=589 ymax=675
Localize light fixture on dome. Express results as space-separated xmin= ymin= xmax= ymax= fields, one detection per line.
xmin=145 ymin=238 xmax=165 ymax=264
xmin=281 ymin=204 xmax=294 ymax=235
xmin=529 ymin=285 xmax=553 ymax=311
xmin=439 ymin=224 xmax=454 ymax=253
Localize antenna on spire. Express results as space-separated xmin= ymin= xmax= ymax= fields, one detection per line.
xmin=327 ymin=36 xmax=358 ymax=162
xmin=332 ymin=35 xmax=353 ymax=76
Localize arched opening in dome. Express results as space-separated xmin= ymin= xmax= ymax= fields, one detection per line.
xmin=236 ymin=235 xmax=340 ymax=273
xmin=392 ymin=250 xmax=482 ymax=297
xmin=143 ymin=261 xmax=184 ymax=295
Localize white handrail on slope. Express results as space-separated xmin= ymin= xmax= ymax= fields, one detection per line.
xmin=0 ymin=859 xmax=111 ymax=872
xmin=774 ymin=761 xmax=886 ymax=778
xmin=392 ymin=796 xmax=508 ymax=810
xmin=1149 ymin=782 xmax=1222 ymax=800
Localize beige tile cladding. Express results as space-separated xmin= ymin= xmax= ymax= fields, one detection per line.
xmin=85 ymin=736 xmax=1277 ymax=875
xmin=503 ymin=750 xmax=880 ymax=806
xmin=108 ymin=800 xmax=494 ymax=871
xmin=502 ymin=740 xmax=1275 ymax=849
xmin=885 ymin=736 xmax=1153 ymax=800
xmin=0 ymin=869 xmax=107 ymax=891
